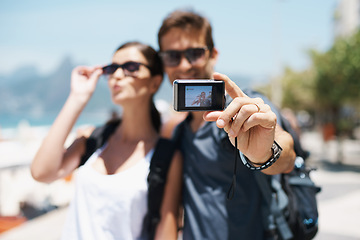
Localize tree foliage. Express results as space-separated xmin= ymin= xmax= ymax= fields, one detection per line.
xmin=280 ymin=67 xmax=316 ymax=112
xmin=275 ymin=30 xmax=360 ymax=138
xmin=310 ymin=30 xmax=360 ymax=135
xmin=310 ymin=31 xmax=360 ymax=109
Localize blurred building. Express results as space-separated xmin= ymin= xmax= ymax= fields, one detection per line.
xmin=334 ymin=0 xmax=360 ymax=38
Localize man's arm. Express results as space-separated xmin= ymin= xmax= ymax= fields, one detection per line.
xmin=261 ymin=124 xmax=295 ymax=174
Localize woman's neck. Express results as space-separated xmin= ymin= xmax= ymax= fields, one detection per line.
xmin=116 ymin=102 xmax=158 ymax=143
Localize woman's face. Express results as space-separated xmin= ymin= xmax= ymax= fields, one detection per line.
xmin=107 ymin=47 xmax=155 ymax=105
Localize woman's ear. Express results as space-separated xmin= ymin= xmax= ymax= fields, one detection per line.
xmin=150 ymin=75 xmax=163 ymax=94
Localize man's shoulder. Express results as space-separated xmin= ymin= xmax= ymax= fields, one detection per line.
xmin=225 ymin=88 xmax=267 ymax=101
xmin=161 ymin=112 xmax=188 ymax=139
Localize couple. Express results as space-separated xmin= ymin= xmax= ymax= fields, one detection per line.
xmin=31 ymin=9 xmax=296 ymax=240
xmin=191 ymin=91 xmax=211 ymax=107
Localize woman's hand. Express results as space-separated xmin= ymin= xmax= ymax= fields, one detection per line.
xmin=70 ymin=66 xmax=103 ymax=105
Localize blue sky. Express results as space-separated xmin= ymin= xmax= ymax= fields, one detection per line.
xmin=0 ymin=0 xmax=338 ymax=79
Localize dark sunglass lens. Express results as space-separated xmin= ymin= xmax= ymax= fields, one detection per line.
xmin=186 ymin=48 xmax=206 ymax=63
xmin=103 ymin=64 xmax=118 ymax=75
xmin=123 ymin=62 xmax=140 ymax=72
xmin=162 ymin=51 xmax=181 ymax=67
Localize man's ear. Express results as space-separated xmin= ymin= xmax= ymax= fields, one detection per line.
xmin=150 ymin=75 xmax=163 ymax=94
xmin=209 ymin=47 xmax=219 ymax=65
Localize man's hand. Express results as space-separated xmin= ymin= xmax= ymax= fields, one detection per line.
xmin=203 ymin=72 xmax=277 ymax=164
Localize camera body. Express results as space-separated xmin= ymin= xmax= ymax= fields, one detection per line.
xmin=173 ymin=79 xmax=225 ymax=111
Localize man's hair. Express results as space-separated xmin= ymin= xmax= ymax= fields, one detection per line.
xmin=158 ymin=9 xmax=214 ymax=52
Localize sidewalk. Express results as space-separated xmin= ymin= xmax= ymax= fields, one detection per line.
xmin=311 ymin=169 xmax=360 ymax=240
xmin=0 ymin=207 xmax=67 ymax=240
xmin=301 ymin=131 xmax=360 ymax=240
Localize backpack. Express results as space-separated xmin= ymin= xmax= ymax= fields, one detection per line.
xmin=80 ymin=119 xmax=176 ymax=240
xmin=255 ymin=114 xmax=321 ymax=240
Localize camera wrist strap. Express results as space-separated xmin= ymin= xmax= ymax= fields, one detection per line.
xmin=227 ymin=137 xmax=238 ymax=200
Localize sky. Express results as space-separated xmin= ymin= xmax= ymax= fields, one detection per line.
xmin=0 ymin=0 xmax=338 ymax=80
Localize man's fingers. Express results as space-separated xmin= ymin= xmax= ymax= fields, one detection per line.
xmin=230 ymin=104 xmax=260 ymax=135
xmin=212 ymin=72 xmax=248 ymax=99
xmin=203 ymin=111 xmax=222 ymax=123
xmin=241 ymin=111 xmax=277 ymax=132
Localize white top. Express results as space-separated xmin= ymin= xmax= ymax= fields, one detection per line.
xmin=61 ymin=144 xmax=154 ymax=240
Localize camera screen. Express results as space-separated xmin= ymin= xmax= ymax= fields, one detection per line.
xmin=173 ymin=79 xmax=225 ymax=111
xmin=185 ymin=85 xmax=213 ymax=108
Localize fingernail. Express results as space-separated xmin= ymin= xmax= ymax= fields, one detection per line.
xmin=217 ymin=119 xmax=225 ymax=127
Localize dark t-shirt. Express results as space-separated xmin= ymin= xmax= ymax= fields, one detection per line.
xmin=173 ymin=90 xmax=283 ymax=240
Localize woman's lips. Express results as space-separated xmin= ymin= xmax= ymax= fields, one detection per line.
xmin=113 ymin=84 xmax=122 ymax=92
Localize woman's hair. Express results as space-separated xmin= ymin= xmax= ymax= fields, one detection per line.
xmin=115 ymin=41 xmax=164 ymax=133
xmin=158 ymin=9 xmax=214 ymax=52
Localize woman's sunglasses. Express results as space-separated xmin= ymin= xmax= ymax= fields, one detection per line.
xmin=159 ymin=47 xmax=208 ymax=67
xmin=102 ymin=61 xmax=150 ymax=77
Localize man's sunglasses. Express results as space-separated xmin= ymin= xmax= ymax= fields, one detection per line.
xmin=159 ymin=47 xmax=208 ymax=67
xmin=102 ymin=61 xmax=150 ymax=77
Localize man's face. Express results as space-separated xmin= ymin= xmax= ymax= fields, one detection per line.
xmin=159 ymin=28 xmax=218 ymax=83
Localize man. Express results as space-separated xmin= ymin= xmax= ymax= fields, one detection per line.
xmin=158 ymin=9 xmax=296 ymax=239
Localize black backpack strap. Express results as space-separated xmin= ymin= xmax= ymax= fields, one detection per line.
xmin=79 ymin=119 xmax=121 ymax=167
xmin=171 ymin=113 xmax=192 ymax=151
xmin=255 ymin=172 xmax=293 ymax=240
xmin=142 ymin=138 xmax=177 ymax=240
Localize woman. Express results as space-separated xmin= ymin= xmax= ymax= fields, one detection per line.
xmin=31 ymin=42 xmax=182 ymax=240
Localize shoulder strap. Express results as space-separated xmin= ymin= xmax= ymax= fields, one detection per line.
xmin=254 ymin=113 xmax=307 ymax=240
xmin=150 ymin=138 xmax=177 ymax=168
xmin=172 ymin=113 xmax=191 ymax=146
xmin=143 ymin=137 xmax=177 ymax=240
xmin=79 ymin=119 xmax=121 ymax=167
xmin=255 ymin=172 xmax=293 ymax=240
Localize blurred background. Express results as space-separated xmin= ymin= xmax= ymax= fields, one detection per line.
xmin=0 ymin=0 xmax=359 ymax=239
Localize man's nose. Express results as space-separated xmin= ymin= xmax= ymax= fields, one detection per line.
xmin=177 ymin=55 xmax=192 ymax=70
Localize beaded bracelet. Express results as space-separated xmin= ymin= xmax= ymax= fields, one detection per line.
xmin=240 ymin=140 xmax=283 ymax=171
xmin=227 ymin=139 xmax=283 ymax=200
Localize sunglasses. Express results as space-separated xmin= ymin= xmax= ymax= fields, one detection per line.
xmin=159 ymin=47 xmax=208 ymax=67
xmin=102 ymin=61 xmax=150 ymax=77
